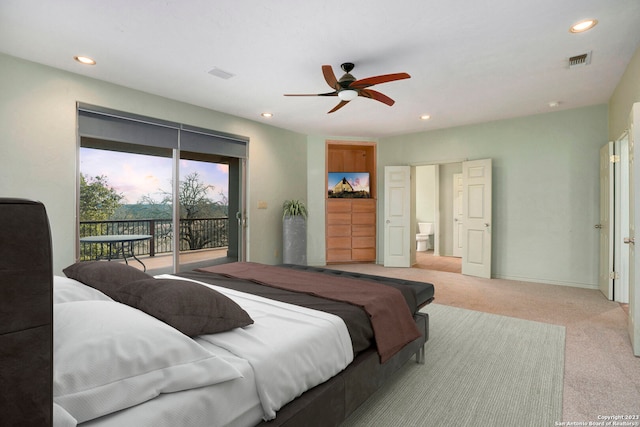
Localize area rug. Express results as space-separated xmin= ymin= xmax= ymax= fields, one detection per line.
xmin=342 ymin=304 xmax=565 ymax=427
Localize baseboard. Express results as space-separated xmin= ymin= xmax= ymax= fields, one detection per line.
xmin=493 ymin=274 xmax=598 ymax=290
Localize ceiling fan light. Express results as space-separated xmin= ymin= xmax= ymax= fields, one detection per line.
xmin=338 ymin=89 xmax=358 ymax=101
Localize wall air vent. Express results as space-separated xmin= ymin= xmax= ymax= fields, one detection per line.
xmin=568 ymin=51 xmax=592 ymax=68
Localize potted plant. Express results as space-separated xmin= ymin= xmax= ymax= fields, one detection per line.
xmin=282 ymin=199 xmax=307 ymax=265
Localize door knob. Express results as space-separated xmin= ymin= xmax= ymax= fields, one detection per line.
xmin=624 ymin=237 xmax=635 ymax=245
xmin=484 ymin=223 xmax=490 ymax=227
xmin=595 ymin=224 xmax=603 ymax=229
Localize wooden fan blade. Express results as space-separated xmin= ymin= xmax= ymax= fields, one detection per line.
xmin=284 ymin=91 xmax=338 ymax=97
xmin=328 ymin=100 xmax=349 ymax=114
xmin=322 ymin=65 xmax=340 ymax=90
xmin=360 ymin=89 xmax=395 ymax=106
xmin=350 ymin=72 xmax=411 ymax=89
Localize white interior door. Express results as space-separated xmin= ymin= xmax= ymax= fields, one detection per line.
xmin=384 ymin=166 xmax=411 ymax=267
xmin=452 ymin=173 xmax=463 ymax=258
xmin=614 ymin=134 xmax=630 ymax=303
xmin=461 ymin=159 xmax=492 ymax=278
xmin=599 ymin=141 xmax=614 ymax=300
xmin=629 ymin=102 xmax=639 ymax=356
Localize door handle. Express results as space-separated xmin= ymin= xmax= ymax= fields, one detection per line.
xmin=484 ymin=223 xmax=490 ymax=227
xmin=595 ymin=224 xmax=603 ymax=229
xmin=624 ymin=237 xmax=635 ymax=245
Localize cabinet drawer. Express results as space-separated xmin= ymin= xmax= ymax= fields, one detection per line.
xmin=327 ymin=200 xmax=352 ymax=213
xmin=352 ymin=199 xmax=376 ymax=213
xmin=352 ymin=212 xmax=375 ymax=226
xmin=351 ymin=248 xmax=376 ymax=261
xmin=327 ymin=225 xmax=351 ymax=237
xmin=352 ymin=225 xmax=375 ymax=237
xmin=327 ymin=236 xmax=351 ymax=249
xmin=352 ymin=236 xmax=375 ymax=249
xmin=327 ymin=249 xmax=352 ymax=263
xmin=327 ymin=212 xmax=351 ymax=225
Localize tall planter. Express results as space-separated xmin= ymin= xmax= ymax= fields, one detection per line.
xmin=282 ymin=200 xmax=307 ymax=265
xmin=283 ymin=215 xmax=307 ymax=265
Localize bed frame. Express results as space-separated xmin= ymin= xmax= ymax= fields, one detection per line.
xmin=0 ymin=198 xmax=430 ymax=427
xmin=0 ymin=198 xmax=53 ymax=426
xmin=258 ymin=313 xmax=428 ymax=426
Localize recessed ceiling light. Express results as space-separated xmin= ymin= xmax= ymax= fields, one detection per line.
xmin=570 ymin=19 xmax=598 ymax=33
xmin=74 ymin=55 xmax=96 ymax=65
xmin=261 ymin=112 xmax=273 ymax=118
xmin=548 ymin=101 xmax=560 ymax=108
xmin=420 ymin=114 xmax=431 ymax=120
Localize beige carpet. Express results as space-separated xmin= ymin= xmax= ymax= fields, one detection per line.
xmin=327 ymin=263 xmax=640 ymax=424
xmin=342 ymin=304 xmax=564 ymax=427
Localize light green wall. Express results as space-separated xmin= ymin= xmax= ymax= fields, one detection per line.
xmin=609 ymin=45 xmax=640 ymax=140
xmin=379 ymin=105 xmax=608 ymax=288
xmin=0 ymin=53 xmax=307 ymax=273
xmin=3 ymin=45 xmax=637 ymax=287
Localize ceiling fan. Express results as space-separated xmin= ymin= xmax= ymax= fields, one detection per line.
xmin=284 ymin=63 xmax=411 ymax=113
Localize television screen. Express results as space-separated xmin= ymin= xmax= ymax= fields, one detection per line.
xmin=328 ymin=172 xmax=370 ymax=198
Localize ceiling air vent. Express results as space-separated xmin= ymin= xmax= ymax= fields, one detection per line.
xmin=208 ymin=67 xmax=235 ymax=79
xmin=568 ymin=51 xmax=592 ymax=68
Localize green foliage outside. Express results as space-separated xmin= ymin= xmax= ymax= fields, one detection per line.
xmin=79 ymin=174 xmax=124 ymax=221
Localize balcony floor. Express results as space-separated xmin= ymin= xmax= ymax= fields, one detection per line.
xmin=113 ymin=247 xmax=234 ymax=275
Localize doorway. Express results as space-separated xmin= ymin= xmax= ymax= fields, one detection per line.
xmin=411 ymin=159 xmax=493 ymax=277
xmin=414 ymin=163 xmax=462 ymax=273
xmin=600 ymin=134 xmax=630 ymax=303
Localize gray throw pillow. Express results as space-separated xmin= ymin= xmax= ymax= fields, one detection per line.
xmin=118 ymin=278 xmax=254 ymax=336
xmin=63 ymin=261 xmax=253 ymax=336
xmin=63 ymin=261 xmax=151 ymax=293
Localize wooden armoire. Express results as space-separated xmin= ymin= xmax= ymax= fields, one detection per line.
xmin=326 ymin=141 xmax=376 ymax=263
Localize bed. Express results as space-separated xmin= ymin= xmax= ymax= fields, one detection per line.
xmin=0 ymin=198 xmax=435 ymax=427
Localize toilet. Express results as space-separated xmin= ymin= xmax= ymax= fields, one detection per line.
xmin=416 ymin=222 xmax=434 ymax=251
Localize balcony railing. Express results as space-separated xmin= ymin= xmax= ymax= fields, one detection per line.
xmin=79 ymin=217 xmax=229 ymax=261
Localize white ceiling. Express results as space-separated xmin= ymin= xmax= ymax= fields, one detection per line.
xmin=1 ymin=0 xmax=639 ymax=138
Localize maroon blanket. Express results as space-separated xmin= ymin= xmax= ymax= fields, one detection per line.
xmin=197 ymin=262 xmax=421 ymax=363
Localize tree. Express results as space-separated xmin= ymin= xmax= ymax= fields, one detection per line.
xmin=79 ymin=174 xmax=124 ymax=221
xmin=139 ymin=172 xmax=225 ymax=250
xmin=176 ymin=172 xmax=216 ymax=219
xmin=175 ymin=172 xmax=221 ymax=250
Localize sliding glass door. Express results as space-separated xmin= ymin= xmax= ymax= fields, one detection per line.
xmin=77 ymin=104 xmax=248 ymax=274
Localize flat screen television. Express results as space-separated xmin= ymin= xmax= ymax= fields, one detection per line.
xmin=328 ymin=172 xmax=370 ymax=198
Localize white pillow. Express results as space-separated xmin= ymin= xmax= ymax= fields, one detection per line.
xmin=54 ymin=300 xmax=243 ymax=423
xmin=53 ymin=276 xmax=112 ymax=303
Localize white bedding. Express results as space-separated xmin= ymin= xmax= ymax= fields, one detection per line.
xmin=158 ymin=274 xmax=355 ymax=421
xmin=54 ymin=273 xmax=354 ymax=427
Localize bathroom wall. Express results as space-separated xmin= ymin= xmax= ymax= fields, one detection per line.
xmin=439 ymin=163 xmax=462 ymax=256
xmin=415 ymin=165 xmax=436 ymax=229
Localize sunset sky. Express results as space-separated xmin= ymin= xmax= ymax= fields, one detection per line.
xmin=80 ymin=148 xmax=229 ymax=204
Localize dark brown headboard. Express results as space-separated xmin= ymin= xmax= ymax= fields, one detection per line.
xmin=0 ymin=198 xmax=53 ymax=426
